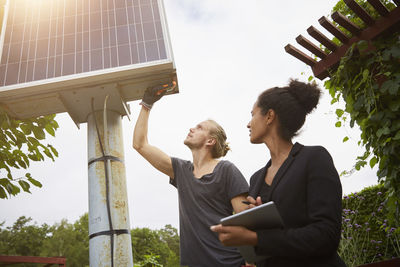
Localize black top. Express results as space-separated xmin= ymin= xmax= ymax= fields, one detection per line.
xmin=249 ymin=143 xmax=347 ymax=267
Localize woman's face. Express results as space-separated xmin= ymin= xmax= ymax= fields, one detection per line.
xmin=247 ymin=102 xmax=270 ymax=144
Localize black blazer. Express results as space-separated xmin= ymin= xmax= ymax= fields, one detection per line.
xmin=249 ymin=143 xmax=346 ymax=267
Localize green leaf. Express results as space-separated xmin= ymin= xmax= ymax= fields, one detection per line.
xmin=357 ymin=40 xmax=369 ymax=52
xmin=28 ymin=177 xmax=42 ymax=188
xmin=18 ymin=180 xmax=31 ymax=193
xmin=45 ymin=124 xmax=55 ymax=136
xmin=362 ymin=69 xmax=369 ymax=81
xmin=32 ymin=127 xmax=45 ymax=140
xmin=388 ymin=82 xmax=399 ymax=95
xmin=355 ymin=160 xmax=367 ymax=171
xmin=0 ymin=186 xmax=7 ymax=199
xmin=308 ymin=76 xmax=314 ymax=82
xmin=376 ymin=127 xmax=390 ymax=138
xmin=6 ymin=183 xmax=20 ymax=196
xmin=49 ymin=145 xmax=58 ymax=157
xmin=389 ymin=100 xmax=400 ymax=111
xmin=390 ymin=44 xmax=400 ymax=58
xmin=394 ymin=131 xmax=400 ymax=140
xmin=28 ymin=154 xmax=39 ymax=161
xmin=384 ymin=72 xmax=392 ymax=77
xmin=27 ymin=137 xmax=40 ymax=146
xmin=336 ymin=109 xmax=344 ymax=118
xmin=380 ymin=80 xmax=395 ymax=94
xmin=383 ymin=137 xmax=392 ymax=145
xmin=335 ymin=121 xmax=342 ymax=127
xmin=0 ymin=178 xmax=10 ymax=187
xmin=20 ymin=123 xmax=32 ymax=135
xmin=5 ymin=131 xmax=17 ymax=143
xmin=369 ymin=157 xmax=378 ymax=168
xmin=17 ymin=160 xmax=27 ymax=169
xmin=43 ymin=149 xmax=54 ymax=161
xmin=343 ymin=136 xmax=349 ymax=142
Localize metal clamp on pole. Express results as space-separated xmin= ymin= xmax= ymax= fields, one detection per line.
xmin=89 ymin=229 xmax=130 ymax=240
xmin=88 ymin=155 xmax=123 ymax=166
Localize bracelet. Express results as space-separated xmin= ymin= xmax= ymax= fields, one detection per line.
xmin=140 ymin=101 xmax=152 ymax=110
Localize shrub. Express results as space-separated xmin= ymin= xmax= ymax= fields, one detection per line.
xmin=339 ymin=184 xmax=399 ymax=266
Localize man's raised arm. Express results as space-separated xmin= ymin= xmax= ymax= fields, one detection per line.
xmin=132 ymin=85 xmax=175 ymax=178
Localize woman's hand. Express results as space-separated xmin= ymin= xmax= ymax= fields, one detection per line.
xmin=210 ymin=224 xmax=258 ymax=247
xmin=245 ymin=196 xmax=263 ymax=210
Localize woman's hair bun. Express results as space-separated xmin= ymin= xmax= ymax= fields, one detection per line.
xmin=286 ymin=79 xmax=321 ymax=114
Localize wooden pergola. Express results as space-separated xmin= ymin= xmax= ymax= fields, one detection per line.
xmin=285 ymin=0 xmax=400 ymax=80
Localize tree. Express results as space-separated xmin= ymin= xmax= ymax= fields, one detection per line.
xmin=41 ymin=214 xmax=89 ymax=267
xmin=157 ymin=224 xmax=180 ymax=266
xmin=131 ymin=225 xmax=180 ymax=267
xmin=0 ymin=110 xmax=59 ymax=199
xmin=0 ymin=214 xmax=89 ymax=267
xmin=0 ymin=216 xmax=50 ymax=267
xmin=0 ymin=215 xmax=180 ymax=266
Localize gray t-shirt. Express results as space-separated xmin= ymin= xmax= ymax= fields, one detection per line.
xmin=170 ymin=157 xmax=249 ymax=267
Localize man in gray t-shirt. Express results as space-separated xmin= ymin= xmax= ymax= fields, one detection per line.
xmin=171 ymin=158 xmax=249 ymax=266
xmin=133 ymin=85 xmax=249 ymax=266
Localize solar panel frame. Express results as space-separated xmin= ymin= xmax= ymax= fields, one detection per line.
xmin=0 ymin=0 xmax=177 ymax=124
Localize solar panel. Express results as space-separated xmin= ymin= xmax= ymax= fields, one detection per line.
xmin=0 ymin=0 xmax=177 ymax=124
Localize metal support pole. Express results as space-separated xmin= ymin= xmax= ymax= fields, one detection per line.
xmin=87 ymin=108 xmax=133 ymax=267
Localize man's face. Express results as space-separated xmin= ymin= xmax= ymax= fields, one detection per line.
xmin=184 ymin=121 xmax=213 ymax=149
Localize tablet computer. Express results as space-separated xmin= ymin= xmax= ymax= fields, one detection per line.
xmin=219 ymin=201 xmax=283 ymax=263
xmin=220 ymin=201 xmax=283 ymax=230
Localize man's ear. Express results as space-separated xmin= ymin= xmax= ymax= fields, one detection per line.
xmin=206 ymin=138 xmax=216 ymax=147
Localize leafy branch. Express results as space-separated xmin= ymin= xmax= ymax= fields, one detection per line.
xmin=0 ymin=108 xmax=59 ymax=198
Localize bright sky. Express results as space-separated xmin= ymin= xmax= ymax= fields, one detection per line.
xmin=0 ymin=0 xmax=379 ymax=229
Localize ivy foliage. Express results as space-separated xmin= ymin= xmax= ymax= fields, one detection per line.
xmin=324 ymin=0 xmax=400 ymax=223
xmin=0 ymin=109 xmax=59 ymax=199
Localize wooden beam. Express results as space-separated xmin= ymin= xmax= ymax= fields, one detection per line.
xmin=296 ymin=35 xmax=328 ymax=59
xmin=312 ymin=7 xmax=400 ymax=79
xmin=307 ymin=26 xmax=339 ymax=52
xmin=284 ymin=44 xmax=317 ymax=66
xmin=367 ymin=0 xmax=389 ymax=17
xmin=332 ymin=11 xmax=362 ymax=35
xmin=0 ymin=255 xmax=66 ymax=266
xmin=344 ymin=0 xmax=375 ymax=26
xmin=319 ymin=16 xmax=350 ymax=43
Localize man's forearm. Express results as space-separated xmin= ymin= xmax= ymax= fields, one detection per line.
xmin=133 ymin=106 xmax=150 ymax=151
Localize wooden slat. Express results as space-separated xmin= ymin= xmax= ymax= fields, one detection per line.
xmin=332 ymin=11 xmax=362 ymax=35
xmin=344 ymin=0 xmax=375 ymax=26
xmin=319 ymin=16 xmax=350 ymax=43
xmin=284 ymin=44 xmax=317 ymax=66
xmin=367 ymin=0 xmax=389 ymax=17
xmin=0 ymin=255 xmax=66 ymax=265
xmin=296 ymin=35 xmax=328 ymax=59
xmin=312 ymin=7 xmax=400 ymax=79
xmin=307 ymin=26 xmax=338 ymax=52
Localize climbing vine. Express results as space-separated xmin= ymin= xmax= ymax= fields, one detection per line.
xmin=324 ymin=0 xmax=400 ymax=223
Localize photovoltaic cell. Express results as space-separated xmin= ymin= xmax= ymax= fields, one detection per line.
xmin=0 ymin=0 xmax=168 ymax=87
